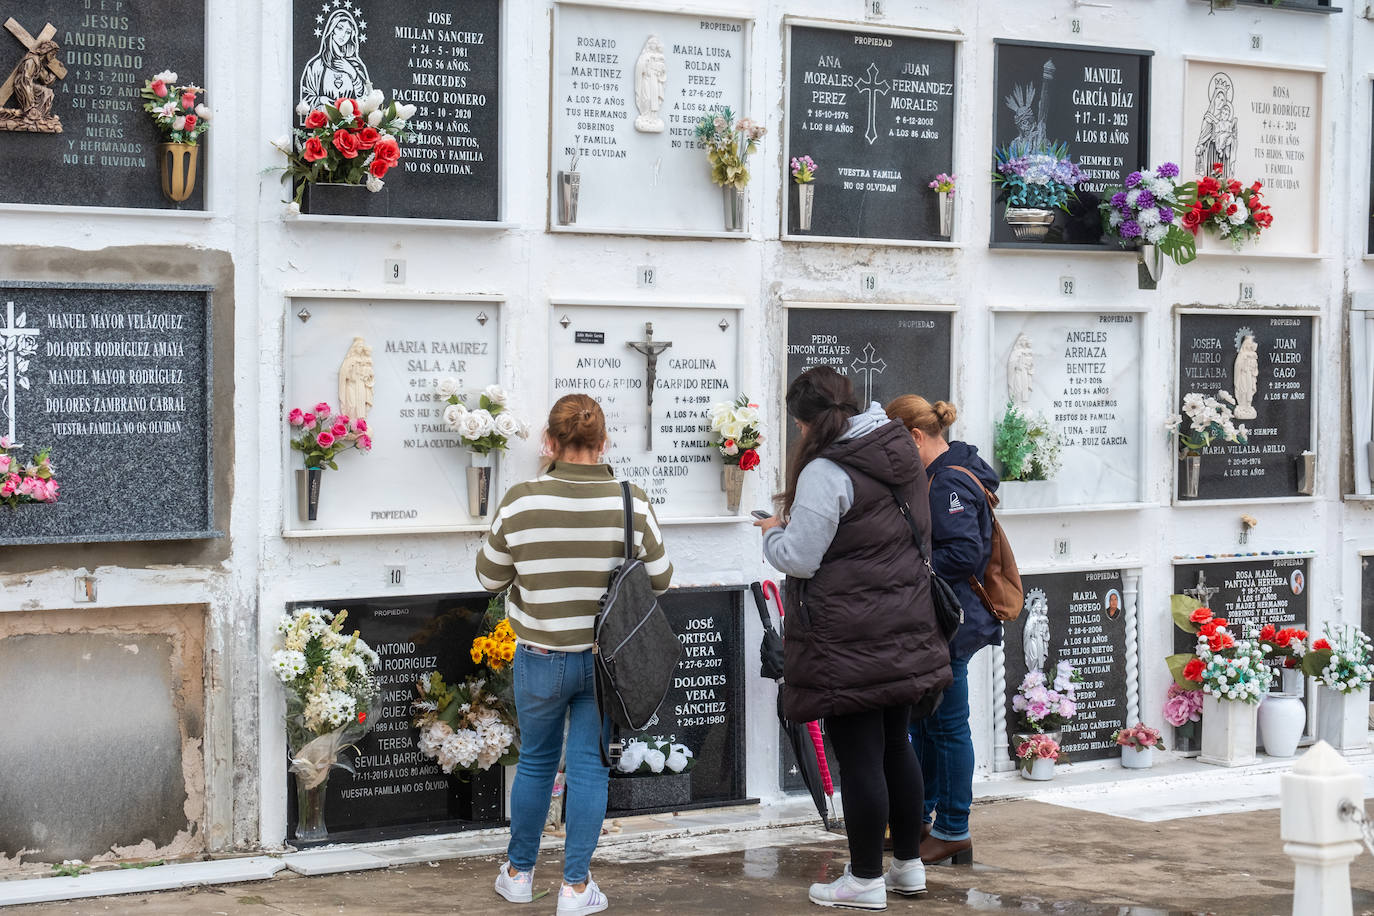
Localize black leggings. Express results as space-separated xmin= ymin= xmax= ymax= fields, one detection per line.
xmin=825 ymin=705 xmax=924 ymax=880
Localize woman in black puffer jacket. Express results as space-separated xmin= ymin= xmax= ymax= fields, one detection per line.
xmin=756 ymin=367 xmax=951 ymax=910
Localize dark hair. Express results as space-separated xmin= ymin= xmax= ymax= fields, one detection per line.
xmin=545 ymin=394 xmax=606 ymax=466
xmin=777 ymin=366 xmax=860 ymax=515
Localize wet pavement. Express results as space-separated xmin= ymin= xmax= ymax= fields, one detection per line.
xmin=8 ymin=800 xmax=1374 ymax=915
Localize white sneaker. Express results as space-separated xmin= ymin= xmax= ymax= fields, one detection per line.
xmin=884 ymin=857 xmax=927 ymax=896
xmin=557 ymin=877 xmax=608 ymax=915
xmin=808 ymin=865 xmax=888 ymax=910
xmin=495 ymin=860 xmax=533 ymax=903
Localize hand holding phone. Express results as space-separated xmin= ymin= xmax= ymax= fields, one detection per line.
xmin=750 ymin=510 xmax=773 ymax=520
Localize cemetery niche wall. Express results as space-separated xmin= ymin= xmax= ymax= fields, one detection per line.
xmin=783 ymin=303 xmax=952 ymax=460
xmin=782 ymin=21 xmax=957 ymax=244
xmin=1183 ymin=59 xmax=1321 ymax=257
xmin=1174 ymin=310 xmax=1316 ymax=502
xmin=609 ymin=587 xmax=747 ymax=813
xmin=0 ymin=0 xmax=207 ymax=210
xmin=0 ymin=282 xmax=215 ymax=546
xmin=548 ymin=302 xmax=741 ymax=519
xmin=1001 ymin=568 xmax=1136 ymax=763
xmin=549 ymin=3 xmax=750 ymax=236
xmin=290 ymin=0 xmax=501 ymax=220
xmin=285 ymin=593 xmax=502 ymax=842
xmin=990 ymin=40 xmax=1151 ymax=249
xmin=991 ymin=309 xmax=1144 ymax=510
xmin=284 ymin=295 xmax=502 ymax=534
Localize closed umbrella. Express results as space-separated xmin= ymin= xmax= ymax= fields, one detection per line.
xmin=752 ymin=580 xmax=834 ymax=830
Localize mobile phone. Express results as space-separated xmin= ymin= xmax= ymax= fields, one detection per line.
xmin=751 ymin=510 xmax=773 ymax=520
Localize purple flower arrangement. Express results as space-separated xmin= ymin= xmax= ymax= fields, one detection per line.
xmin=1100 ymin=162 xmax=1198 ymax=265
xmin=992 ymin=142 xmax=1085 ymax=210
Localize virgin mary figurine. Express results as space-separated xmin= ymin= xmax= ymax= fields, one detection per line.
xmin=299 ymin=9 xmax=371 ymax=111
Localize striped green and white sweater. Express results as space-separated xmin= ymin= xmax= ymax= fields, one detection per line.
xmin=475 ymin=462 xmax=673 ymax=651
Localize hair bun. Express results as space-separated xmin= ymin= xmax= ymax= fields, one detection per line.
xmin=933 ymin=401 xmax=958 ymax=429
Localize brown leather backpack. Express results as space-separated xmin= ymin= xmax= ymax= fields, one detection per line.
xmin=950 ymin=466 xmax=1024 ymax=622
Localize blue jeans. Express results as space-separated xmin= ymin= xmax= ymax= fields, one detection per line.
xmin=507 ymin=645 xmax=608 ymax=884
xmin=911 ymin=654 xmax=973 ymax=841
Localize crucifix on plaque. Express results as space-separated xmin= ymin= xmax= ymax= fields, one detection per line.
xmin=1184 ymin=570 xmax=1221 ymax=607
xmin=627 ymin=322 xmax=672 ymax=450
xmin=850 ymin=342 xmax=886 ymax=406
xmin=855 ymin=62 xmax=890 ymax=146
xmin=1 ymin=301 xmax=40 ymax=443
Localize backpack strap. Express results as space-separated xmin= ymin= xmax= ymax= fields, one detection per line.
xmin=620 ymin=480 xmax=634 ymax=561
xmin=943 ymin=465 xmax=998 ymax=615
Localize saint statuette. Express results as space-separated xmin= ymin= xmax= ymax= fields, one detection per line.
xmin=0 ymin=18 xmax=64 ymax=133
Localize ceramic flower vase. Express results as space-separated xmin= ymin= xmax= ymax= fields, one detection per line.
xmin=1137 ymin=242 xmax=1162 ymax=290
xmin=1258 ymin=691 xmax=1306 ymax=758
xmin=1282 ymin=667 xmax=1306 ymax=696
xmin=1119 ymin=745 xmax=1153 ymax=769
xmin=296 ymin=467 xmax=323 ymax=522
xmin=557 ymin=170 xmax=581 ymax=225
xmin=795 ymin=183 xmax=814 ymax=232
xmin=721 ymin=465 xmax=746 ymax=514
xmin=468 ymin=451 xmax=494 ymax=519
xmin=294 ymin=773 xmax=330 ymax=842
xmin=1316 ymin=685 xmax=1371 ymax=755
xmin=1295 ymin=451 xmax=1317 ymax=496
xmin=724 ymin=187 xmax=748 ymax=232
xmin=1182 ymin=454 xmax=1202 ymax=498
xmin=1021 ymin=757 xmax=1056 ymax=781
xmin=1004 ymin=207 xmax=1055 ymax=241
xmin=158 ymin=142 xmax=199 ymax=203
xmin=938 ymin=190 xmax=954 ymax=238
xmin=1200 ymin=694 xmax=1258 ymax=767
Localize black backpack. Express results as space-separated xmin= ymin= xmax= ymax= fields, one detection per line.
xmin=594 ymin=482 xmax=681 ymax=763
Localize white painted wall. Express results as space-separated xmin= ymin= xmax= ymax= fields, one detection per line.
xmin=0 ymin=0 xmax=1365 ymax=851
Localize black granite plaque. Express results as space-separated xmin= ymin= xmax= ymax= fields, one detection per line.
xmin=0 ymin=282 xmax=214 ymax=545
xmin=784 ymin=307 xmax=952 ymax=458
xmin=611 ymin=587 xmax=746 ymax=812
xmin=1001 ymin=569 xmax=1129 ymax=762
xmin=0 ymin=1 xmax=206 ymax=210
xmin=286 ymin=592 xmax=503 ymax=841
xmin=1176 ymin=312 xmax=1314 ymax=501
xmin=991 ymin=40 xmax=1151 ymax=248
xmin=1173 ymin=557 xmax=1310 ymax=656
xmin=291 ymin=0 xmax=500 ymax=221
xmin=785 ymin=26 xmax=956 ymax=242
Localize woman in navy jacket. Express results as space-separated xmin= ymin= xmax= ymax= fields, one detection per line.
xmin=886 ymin=395 xmax=1000 ymax=867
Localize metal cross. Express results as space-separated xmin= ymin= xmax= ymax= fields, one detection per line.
xmin=1184 ymin=570 xmax=1221 ymax=607
xmin=627 ymin=322 xmax=672 ymax=450
xmin=855 ymin=62 xmax=890 ymax=146
xmin=0 ymin=19 xmax=66 ymax=108
xmin=850 ymin=342 xmax=886 ymax=406
xmin=1 ymin=301 xmax=40 ymax=442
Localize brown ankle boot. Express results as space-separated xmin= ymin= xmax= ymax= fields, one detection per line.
xmin=920 ymin=834 xmax=973 ymax=866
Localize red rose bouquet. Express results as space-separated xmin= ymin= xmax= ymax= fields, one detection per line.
xmin=1165 ymin=595 xmax=1271 ymax=703
xmin=1180 ymin=163 xmax=1273 ymax=250
xmin=707 ymin=394 xmax=764 ymax=470
xmin=276 ymin=90 xmax=414 ymax=208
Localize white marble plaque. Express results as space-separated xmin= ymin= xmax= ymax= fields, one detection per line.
xmin=549 ymin=304 xmax=741 ymax=519
xmin=1183 ymin=60 xmax=1321 ymax=256
xmin=991 ymin=311 xmax=1143 ymax=508
xmin=551 ymin=3 xmax=750 ymax=235
xmin=285 ymin=297 xmax=501 ymax=533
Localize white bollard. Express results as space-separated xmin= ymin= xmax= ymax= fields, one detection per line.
xmin=1280 ymin=741 xmax=1365 ymax=916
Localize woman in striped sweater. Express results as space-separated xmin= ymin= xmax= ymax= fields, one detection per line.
xmin=477 ymin=393 xmax=673 ymax=916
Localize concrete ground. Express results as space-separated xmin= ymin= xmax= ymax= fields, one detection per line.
xmin=7 ymin=798 xmax=1374 ymax=916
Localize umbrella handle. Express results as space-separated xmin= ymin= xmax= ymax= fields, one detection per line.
xmin=762 ymin=579 xmax=784 ymax=620
xmin=807 ymin=721 xmax=835 ymax=796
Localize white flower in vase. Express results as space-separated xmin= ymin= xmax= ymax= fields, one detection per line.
xmin=154 ymin=69 xmax=179 ymax=84
xmin=443 ymin=403 xmax=468 ymax=428
xmin=493 ymin=412 xmax=522 ymax=439
xmin=365 ymin=174 xmax=385 ymax=193
xmin=456 ymin=409 xmax=492 ymax=441
xmin=483 ymin=384 xmax=509 ymax=406
xmin=437 ymin=377 xmax=461 ymax=398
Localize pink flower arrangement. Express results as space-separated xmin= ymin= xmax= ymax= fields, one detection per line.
xmin=287 ymin=401 xmax=372 ymax=470
xmin=1012 ymin=661 xmax=1080 ymax=732
xmin=1112 ymin=722 xmax=1165 ymax=751
xmin=1015 ymin=733 xmax=1063 ymax=773
xmin=1162 ymin=683 xmax=1203 ymax=727
xmin=0 ymin=436 xmax=59 ymax=507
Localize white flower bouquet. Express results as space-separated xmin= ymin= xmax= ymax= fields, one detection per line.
xmin=994 ymin=403 xmax=1061 ymax=482
xmin=1301 ymin=624 xmax=1374 ymax=694
xmin=707 ymin=395 xmax=763 ymax=470
xmin=439 ymin=382 xmax=530 ymax=456
xmin=614 ymin=737 xmax=695 ymax=776
xmin=271 ymin=606 xmax=380 ymax=791
xmin=412 ymin=671 xmax=519 ymax=774
xmin=1167 ymin=390 xmax=1248 ymax=456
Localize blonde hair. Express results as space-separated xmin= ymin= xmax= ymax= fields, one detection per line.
xmin=885 ymin=395 xmax=957 ymax=439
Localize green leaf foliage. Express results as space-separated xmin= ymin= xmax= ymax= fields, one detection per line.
xmin=1171 ymin=594 xmax=1203 ymax=634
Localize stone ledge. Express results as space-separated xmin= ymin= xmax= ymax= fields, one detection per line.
xmin=0 ymin=856 xmax=285 ymax=907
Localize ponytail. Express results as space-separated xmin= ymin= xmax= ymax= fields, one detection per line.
xmin=777 ymin=366 xmax=860 ymax=515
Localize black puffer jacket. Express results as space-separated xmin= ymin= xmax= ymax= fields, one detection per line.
xmin=782 ymin=420 xmax=953 ymax=723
